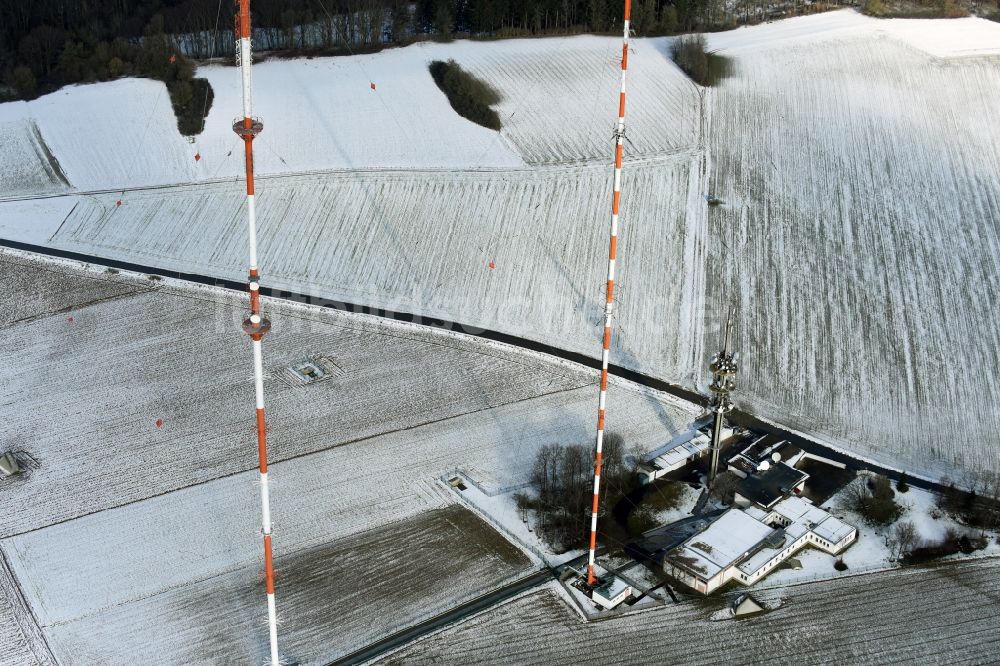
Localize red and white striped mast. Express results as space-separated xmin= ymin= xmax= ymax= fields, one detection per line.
xmin=233 ymin=1 xmax=280 ymax=663
xmin=586 ymin=0 xmax=632 ymax=588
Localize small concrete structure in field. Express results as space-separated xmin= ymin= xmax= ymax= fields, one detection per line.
xmin=0 ymin=452 xmax=20 ymax=477
xmin=591 ymin=575 xmax=634 ymax=610
xmin=663 ymin=496 xmax=856 ymax=594
xmin=637 ymin=429 xmax=717 ymax=484
xmin=732 ymin=593 xmax=766 ymax=618
xmin=280 ymin=355 xmax=343 ymax=387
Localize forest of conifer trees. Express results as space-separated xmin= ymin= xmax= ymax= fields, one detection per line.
xmin=0 ymin=0 xmax=752 ymax=100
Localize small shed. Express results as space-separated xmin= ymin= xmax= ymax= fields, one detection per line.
xmin=732 ymin=594 xmax=765 ymax=618
xmin=592 ymin=576 xmax=633 ymax=610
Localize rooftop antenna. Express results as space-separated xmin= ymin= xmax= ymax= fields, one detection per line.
xmin=708 ymin=307 xmax=737 ymax=488
xmin=586 ymin=0 xmax=633 ymax=588
xmin=232 ymin=1 xmax=280 ymax=663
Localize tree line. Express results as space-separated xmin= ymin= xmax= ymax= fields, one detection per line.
xmin=2 ymin=0 xmax=751 ymax=101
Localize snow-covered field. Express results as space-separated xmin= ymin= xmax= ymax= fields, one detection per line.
xmin=705 ymin=18 xmax=1000 ymax=479
xmin=0 ymin=54 xmax=521 ymax=195
xmin=33 ymin=155 xmax=704 ymax=384
xmin=2 ymin=12 xmax=1000 ymax=663
xmin=0 ymin=554 xmax=54 ymax=666
xmin=40 ymin=506 xmax=532 ymax=665
xmin=0 ymin=12 xmax=998 ymax=488
xmin=0 ymin=251 xmax=700 ymax=664
xmin=0 ymin=35 xmax=699 ymax=196
xmin=455 ymin=36 xmax=701 ymax=164
xmin=0 ymin=111 xmax=69 ymax=198
xmin=381 ymin=556 xmax=1000 ymax=664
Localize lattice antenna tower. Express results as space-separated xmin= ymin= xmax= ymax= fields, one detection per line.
xmin=708 ymin=308 xmax=738 ymax=488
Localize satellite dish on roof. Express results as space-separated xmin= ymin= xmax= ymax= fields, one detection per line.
xmin=771 ymin=452 xmax=782 ymax=463
xmin=757 ymin=460 xmax=771 ymax=472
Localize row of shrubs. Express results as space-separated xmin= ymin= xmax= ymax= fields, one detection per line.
xmin=838 ymin=471 xmax=997 ymax=564
xmin=429 ymin=35 xmax=733 ymax=133
xmin=430 ymin=30 xmax=739 ymax=131
xmin=903 ymin=530 xmax=989 ymax=563
xmin=863 ymin=0 xmax=969 ymax=18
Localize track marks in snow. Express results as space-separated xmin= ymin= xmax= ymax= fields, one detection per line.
xmin=454 ymin=37 xmax=701 ymax=165
xmin=382 ymin=557 xmax=1000 ymax=665
xmin=0 ymin=117 xmax=70 ymax=197
xmin=43 ymin=156 xmax=707 ymax=386
xmin=40 ymin=506 xmax=531 ymax=665
xmin=0 ymin=548 xmax=55 ymax=666
xmin=707 ymin=34 xmax=1000 ymax=479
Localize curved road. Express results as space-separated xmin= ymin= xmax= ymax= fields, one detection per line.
xmin=0 ymin=237 xmax=933 ymax=491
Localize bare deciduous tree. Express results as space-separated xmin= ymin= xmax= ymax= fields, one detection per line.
xmin=886 ymin=521 xmax=918 ymax=560
xmin=525 ymin=434 xmax=629 ymax=551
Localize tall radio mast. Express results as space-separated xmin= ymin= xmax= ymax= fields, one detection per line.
xmin=233 ymin=0 xmax=280 ymax=663
xmin=586 ymin=0 xmax=633 ymax=587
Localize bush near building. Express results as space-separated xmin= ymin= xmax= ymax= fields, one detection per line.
xmin=839 ymin=475 xmax=903 ymax=525
xmin=621 ymin=479 xmax=685 ymax=536
xmin=642 ymin=479 xmax=686 ymax=513
xmin=709 ymin=470 xmax=740 ymax=504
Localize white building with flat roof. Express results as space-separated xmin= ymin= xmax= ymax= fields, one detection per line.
xmin=637 ymin=430 xmax=714 ymax=484
xmin=591 ymin=575 xmax=634 ymax=610
xmin=663 ymin=497 xmax=857 ymax=594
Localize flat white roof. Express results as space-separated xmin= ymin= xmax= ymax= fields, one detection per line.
xmin=772 ymin=496 xmax=827 ymax=525
xmin=669 ymin=509 xmax=774 ymax=580
xmin=594 ymin=576 xmax=631 ymax=601
xmin=738 ymin=537 xmax=787 ymax=576
xmin=812 ymin=516 xmax=856 ymax=545
xmin=649 ymin=432 xmax=711 ymax=470
xmin=785 ymin=522 xmax=809 ymax=539
xmin=773 ymin=496 xmax=855 ymax=546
